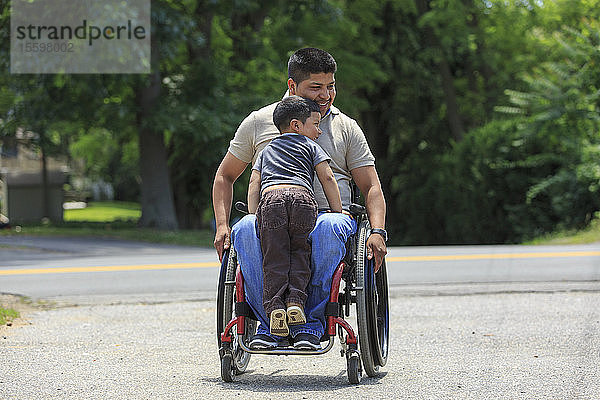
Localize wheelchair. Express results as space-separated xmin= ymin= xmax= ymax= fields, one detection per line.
xmin=216 ymin=200 xmax=389 ymax=384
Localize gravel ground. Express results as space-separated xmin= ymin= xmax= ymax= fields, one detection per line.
xmin=1 ymin=290 xmax=599 ymax=399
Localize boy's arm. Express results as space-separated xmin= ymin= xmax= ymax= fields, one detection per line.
xmin=247 ymin=169 xmax=261 ymax=214
xmin=315 ymin=161 xmax=342 ymax=213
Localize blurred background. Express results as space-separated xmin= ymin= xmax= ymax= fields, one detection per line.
xmin=1 ymin=0 xmax=599 ymax=246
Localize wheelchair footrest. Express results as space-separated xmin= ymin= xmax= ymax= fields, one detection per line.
xmin=238 ymin=335 xmax=336 ymax=355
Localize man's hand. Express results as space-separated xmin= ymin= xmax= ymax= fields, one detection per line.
xmin=352 ymin=165 xmax=387 ymax=273
xmin=366 ymin=233 xmax=387 ymax=272
xmin=214 ymin=225 xmax=232 ymax=262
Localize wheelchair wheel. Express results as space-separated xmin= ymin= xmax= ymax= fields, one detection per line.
xmin=355 ymin=219 xmax=390 ymax=377
xmin=221 ymin=354 xmax=234 ymax=382
xmin=216 ymin=247 xmax=256 ymax=375
xmin=347 ymin=352 xmax=362 ymax=384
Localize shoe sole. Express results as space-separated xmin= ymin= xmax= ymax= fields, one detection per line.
xmin=270 ymin=309 xmax=289 ymax=336
xmin=287 ymin=306 xmax=306 ymax=325
xmin=249 ymin=340 xmax=277 ymax=350
xmin=293 ymin=340 xmax=321 ymax=351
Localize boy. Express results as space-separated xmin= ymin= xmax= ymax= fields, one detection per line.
xmin=247 ymin=96 xmax=342 ymax=337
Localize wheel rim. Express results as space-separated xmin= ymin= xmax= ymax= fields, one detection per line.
xmin=356 ymin=218 xmax=390 ymax=374
xmin=356 ymin=219 xmax=378 ymax=376
xmin=369 ymin=259 xmax=389 ymax=366
xmin=216 ymin=249 xmax=231 ymax=348
xmin=216 ymin=248 xmax=254 ymax=373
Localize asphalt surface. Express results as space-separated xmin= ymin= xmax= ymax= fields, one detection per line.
xmin=2 ymin=291 xmax=599 ymax=399
xmin=1 ymin=236 xmax=599 ymax=399
xmin=1 ymin=236 xmax=599 ymax=300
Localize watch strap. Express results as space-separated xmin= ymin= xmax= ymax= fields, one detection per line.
xmin=370 ymin=228 xmax=388 ymax=242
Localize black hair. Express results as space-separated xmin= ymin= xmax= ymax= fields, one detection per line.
xmin=273 ymin=96 xmax=320 ymax=133
xmin=288 ymin=47 xmax=337 ymax=84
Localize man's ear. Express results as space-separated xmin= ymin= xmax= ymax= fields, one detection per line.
xmin=290 ymin=118 xmax=301 ymax=132
xmin=287 ymin=78 xmax=296 ymax=95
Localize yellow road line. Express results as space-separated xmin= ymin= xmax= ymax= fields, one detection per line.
xmin=0 ymin=251 xmax=598 ymax=276
xmin=386 ymin=251 xmax=600 ymax=262
xmin=0 ymin=262 xmax=220 ymax=276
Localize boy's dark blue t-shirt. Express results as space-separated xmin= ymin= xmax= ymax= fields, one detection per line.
xmin=252 ymin=133 xmax=331 ymax=195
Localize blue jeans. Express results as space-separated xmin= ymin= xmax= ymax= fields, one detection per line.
xmin=231 ymin=212 xmax=357 ymax=339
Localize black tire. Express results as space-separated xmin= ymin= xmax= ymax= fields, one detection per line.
xmin=221 ymin=353 xmax=234 ymax=382
xmin=355 ymin=219 xmax=378 ymax=377
xmin=355 ymin=219 xmax=390 ymax=376
xmin=371 ymin=259 xmax=389 ymax=367
xmin=347 ymin=353 xmax=362 ymax=384
xmin=216 ymin=248 xmax=255 ymax=374
xmin=216 ymin=249 xmax=230 ymax=348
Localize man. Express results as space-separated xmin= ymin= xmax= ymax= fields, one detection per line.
xmin=212 ymin=47 xmax=387 ymax=350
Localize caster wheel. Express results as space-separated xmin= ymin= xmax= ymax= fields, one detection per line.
xmin=221 ymin=354 xmax=234 ymax=382
xmin=347 ymin=353 xmax=362 ymax=384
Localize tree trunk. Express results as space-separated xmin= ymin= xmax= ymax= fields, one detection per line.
xmin=437 ymin=58 xmax=464 ymax=141
xmin=136 ymin=38 xmax=178 ymax=230
xmin=40 ymin=149 xmax=49 ymax=219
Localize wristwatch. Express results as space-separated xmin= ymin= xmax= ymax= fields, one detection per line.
xmin=370 ymin=228 xmax=388 ymax=242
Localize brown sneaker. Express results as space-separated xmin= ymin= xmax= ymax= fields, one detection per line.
xmin=286 ymin=304 xmax=306 ymax=325
xmin=269 ymin=309 xmax=289 ymax=336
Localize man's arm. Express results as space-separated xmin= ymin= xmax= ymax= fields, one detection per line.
xmin=315 ymin=161 xmax=342 ymax=213
xmin=247 ymin=170 xmax=261 ymax=214
xmin=351 ymin=165 xmax=387 ymax=272
xmin=212 ymin=151 xmax=248 ymax=261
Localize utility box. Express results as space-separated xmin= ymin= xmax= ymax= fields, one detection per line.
xmin=0 ymin=170 xmax=66 ymax=223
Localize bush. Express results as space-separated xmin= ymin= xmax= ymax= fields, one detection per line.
xmin=412 ymin=117 xmax=600 ymax=244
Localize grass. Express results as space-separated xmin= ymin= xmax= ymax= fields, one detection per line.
xmin=525 ymin=217 xmax=600 ymax=245
xmin=64 ymin=201 xmax=141 ymax=222
xmin=1 ymin=201 xmax=215 ymax=247
xmin=1 ymin=222 xmax=215 ymax=247
xmin=9 ymin=201 xmax=596 ymax=247
xmin=0 ymin=307 xmax=19 ymax=325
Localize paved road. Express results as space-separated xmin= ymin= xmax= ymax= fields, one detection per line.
xmin=1 ymin=236 xmax=599 ymax=301
xmin=2 ymin=290 xmax=599 ymax=399
xmin=1 ymin=236 xmax=599 ymax=399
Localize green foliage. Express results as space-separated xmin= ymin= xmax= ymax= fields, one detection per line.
xmin=499 ymin=20 xmax=600 ymax=237
xmin=69 ymin=128 xmax=140 ymax=201
xmin=70 ymin=129 xmax=118 ymax=178
xmin=2 ymin=0 xmax=600 ymax=242
xmin=406 ymin=18 xmax=600 ymax=244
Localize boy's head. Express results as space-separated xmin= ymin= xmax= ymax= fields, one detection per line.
xmin=287 ymin=48 xmax=337 ymax=116
xmin=273 ymin=96 xmax=322 ymax=140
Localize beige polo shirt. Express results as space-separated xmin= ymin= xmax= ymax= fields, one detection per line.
xmin=228 ymin=102 xmax=375 ymax=209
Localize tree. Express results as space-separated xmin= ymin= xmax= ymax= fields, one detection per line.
xmin=498 ymin=20 xmax=600 ymax=232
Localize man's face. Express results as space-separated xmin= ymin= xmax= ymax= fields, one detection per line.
xmin=296 ymin=111 xmax=322 ymax=141
xmin=289 ymin=72 xmax=336 ymax=116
